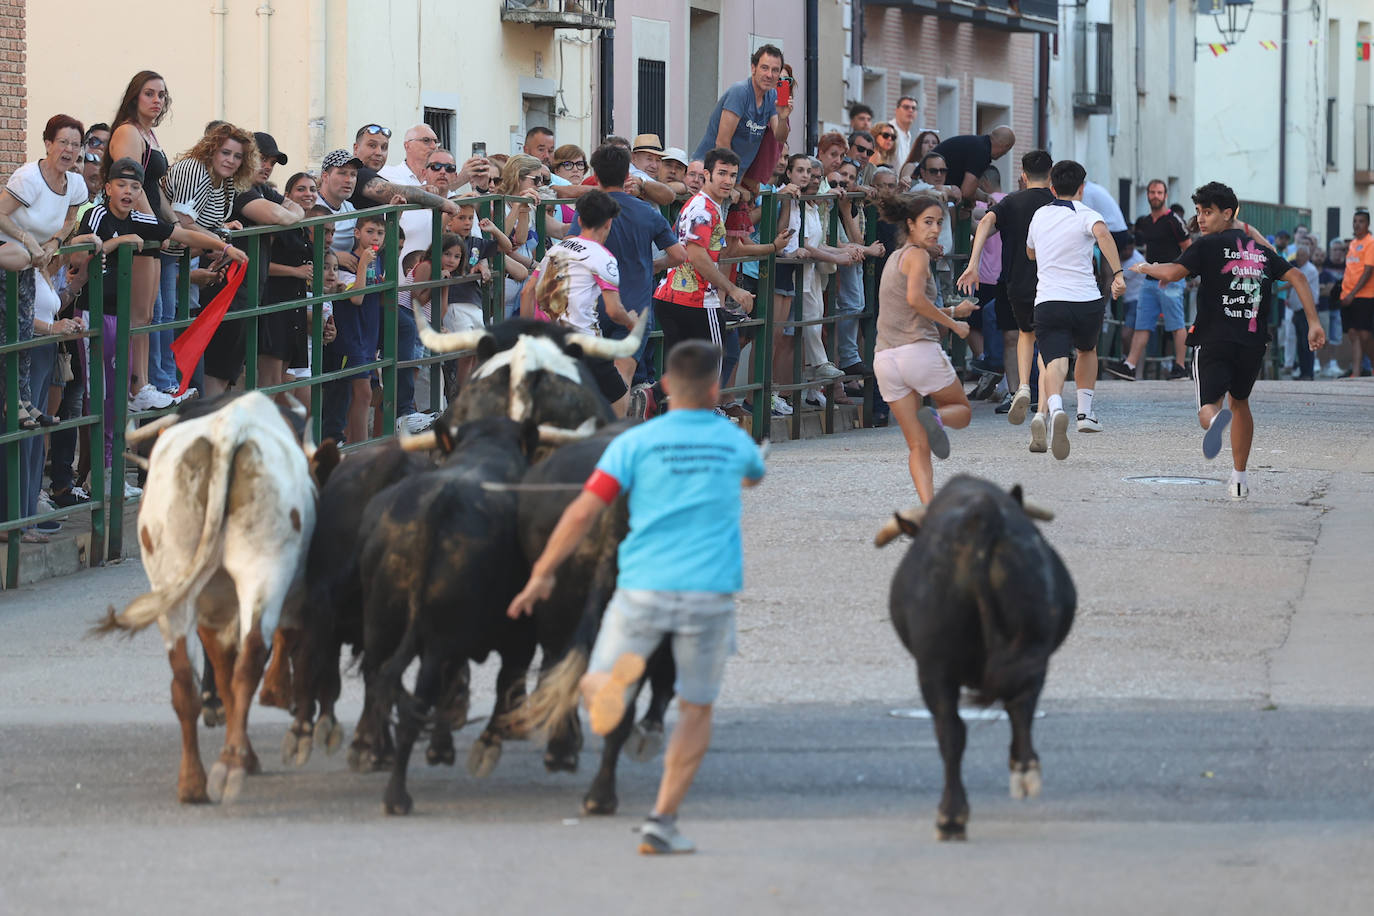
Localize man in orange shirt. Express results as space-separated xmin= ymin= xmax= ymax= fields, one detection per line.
xmin=1339 ymin=208 xmax=1374 ymax=366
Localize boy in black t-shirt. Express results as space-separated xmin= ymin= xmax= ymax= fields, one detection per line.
xmin=1133 ymin=181 xmax=1324 ymax=499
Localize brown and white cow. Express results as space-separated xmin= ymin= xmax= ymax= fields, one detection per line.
xmin=93 ymin=392 xmax=321 ymax=804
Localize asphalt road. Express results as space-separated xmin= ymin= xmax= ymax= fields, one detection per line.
xmin=2 ymin=379 xmax=1372 ymax=914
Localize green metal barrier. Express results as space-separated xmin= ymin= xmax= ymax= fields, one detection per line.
xmin=2 ymin=189 xmax=896 ymax=586
xmin=1238 ymin=201 xmax=1312 ymax=241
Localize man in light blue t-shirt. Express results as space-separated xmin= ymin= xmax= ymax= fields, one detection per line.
xmin=508 ymin=340 xmax=765 ymax=856
xmin=692 ymin=44 xmax=792 ymax=174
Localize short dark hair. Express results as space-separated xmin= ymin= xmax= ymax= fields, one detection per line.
xmin=589 ymin=143 xmax=630 ymax=188
xmin=704 ymin=147 xmax=740 ymax=174
xmin=1190 ymin=181 xmax=1239 ymax=219
xmin=1021 ymin=149 xmax=1052 ymax=180
xmin=42 ymin=114 xmax=84 ymax=143
xmin=354 ymin=212 xmax=387 ymax=231
xmin=576 ymin=189 xmax=620 ymax=230
xmin=848 ymin=130 xmax=874 ymax=147
xmin=525 ymin=125 xmax=555 ymax=142
xmin=1050 ymin=160 xmax=1087 ymax=197
xmin=897 ymin=95 xmax=918 ymax=108
xmin=751 ymin=44 xmax=784 ymax=67
xmin=919 ymin=151 xmax=946 ymax=176
xmin=786 ymin=152 xmax=812 ymax=174
xmin=84 ymin=122 xmax=109 ymax=141
xmin=666 ymin=340 xmax=722 ymax=402
xmin=602 ymin=135 xmax=630 ymax=149
xmin=848 ymin=103 xmax=874 ymax=121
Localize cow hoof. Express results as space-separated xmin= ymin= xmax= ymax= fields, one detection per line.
xmin=207 ymin=761 xmax=229 ymax=803
xmin=543 ymin=749 xmax=578 ymax=773
xmin=201 ymin=695 xmax=226 ymax=728
xmin=383 ymin=792 xmax=413 ymax=816
xmin=221 ymin=766 xmax=247 ymax=803
xmin=178 ymin=768 xmax=209 ymax=804
xmin=582 ymin=793 xmax=617 ymax=816
xmin=319 ymin=714 xmax=344 ymax=755
xmin=626 ymin=722 xmax=664 ymax=762
xmin=935 ymin=812 xmax=968 ymax=842
xmin=282 ymin=727 xmax=313 ymax=767
xmin=467 ymin=737 xmax=503 ymax=779
xmin=1010 ymin=761 xmax=1042 ymax=800
xmin=425 ymin=744 xmax=456 ymax=767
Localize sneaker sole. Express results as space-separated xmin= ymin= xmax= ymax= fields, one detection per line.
xmin=916 ymin=406 xmax=950 ymax=460
xmin=1029 ymin=415 xmax=1047 ymax=453
xmin=1077 ymin=420 xmax=1103 ymax=433
xmin=638 ymin=836 xmax=696 ymax=856
xmin=1007 ymin=388 xmax=1031 ymax=426
xmin=1104 ymin=365 xmax=1136 ymax=381
xmin=588 ymin=652 xmax=646 ymax=736
xmin=1203 ymin=408 xmax=1232 ymax=460
xmin=1050 ymin=411 xmax=1070 ymax=460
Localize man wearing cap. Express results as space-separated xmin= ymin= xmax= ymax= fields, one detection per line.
xmin=317 ymin=149 xmax=362 ymax=261
xmin=631 ymin=134 xmax=664 ymax=181
xmin=252 ymin=131 xmax=288 ymax=200
xmin=659 ymin=147 xmax=691 ymax=196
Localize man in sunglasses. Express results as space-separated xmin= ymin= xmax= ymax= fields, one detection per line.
xmin=846 ymin=130 xmax=877 ymax=186
xmin=398 ymin=148 xmax=464 ymax=261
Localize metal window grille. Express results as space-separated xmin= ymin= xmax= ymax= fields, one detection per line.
xmin=637 ymin=58 xmax=666 ymax=140
xmin=424 ymin=107 xmax=454 ymax=151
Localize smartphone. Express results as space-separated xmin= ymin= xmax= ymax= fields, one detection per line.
xmin=776 ymin=79 xmax=791 ymax=108
xmin=471 ymin=141 xmax=487 ymax=159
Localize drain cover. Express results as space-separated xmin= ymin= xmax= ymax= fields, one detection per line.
xmin=1125 ymin=475 xmax=1222 ymax=486
xmin=889 ymin=708 xmax=1045 ymax=721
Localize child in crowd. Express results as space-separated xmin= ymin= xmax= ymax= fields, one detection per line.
xmin=323 ymin=212 xmax=386 ymax=444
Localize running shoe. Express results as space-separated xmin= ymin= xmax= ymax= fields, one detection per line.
xmin=807 ymin=361 xmax=845 ymax=381
xmin=916 ymin=406 xmax=950 ymax=460
xmin=1050 ymin=409 xmax=1070 ymax=460
xmin=803 ymin=390 xmax=826 ymax=408
xmin=627 ymin=383 xmax=657 ymax=420
xmin=638 ymin=817 xmax=696 ymax=855
xmin=1167 ymin=362 xmax=1189 ymax=380
xmin=1007 ymin=385 xmax=1032 ymax=425
xmin=50 ymin=487 xmax=91 ymax=508
xmin=1028 ymin=414 xmax=1047 ymax=453
xmin=1230 ymin=480 xmax=1249 ymax=500
xmin=1076 ymin=412 xmax=1103 ymax=433
xmin=770 ymin=394 xmax=793 ymax=417
xmin=129 ymin=384 xmax=173 ymax=411
xmin=722 ymin=403 xmax=750 ymax=423
xmin=172 ymin=387 xmax=199 ymax=405
xmin=1103 ymin=359 xmax=1137 ymax=381
xmin=969 ymin=372 xmax=1001 ymax=402
xmin=1203 ymin=408 xmax=1232 ymax=460
xmin=994 ymin=391 xmax=1014 ymax=415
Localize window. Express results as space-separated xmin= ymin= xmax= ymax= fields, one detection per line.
xmin=862 ymin=67 xmax=888 ymax=119
xmin=937 ymin=80 xmax=959 ymax=136
xmin=1327 ymin=97 xmax=1338 ymax=169
xmin=423 ymin=107 xmax=454 ymax=151
xmin=637 ymin=58 xmax=666 ymax=142
xmin=1074 ymin=20 xmax=1113 ymax=114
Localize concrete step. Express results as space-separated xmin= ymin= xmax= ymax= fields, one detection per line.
xmin=2 ymin=502 xmax=141 ymax=590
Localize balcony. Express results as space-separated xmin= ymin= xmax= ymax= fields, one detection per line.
xmin=1073 ymin=20 xmax=1112 ymax=115
xmin=864 ymin=0 xmax=1058 ymax=35
xmin=500 ymin=0 xmax=614 ymax=30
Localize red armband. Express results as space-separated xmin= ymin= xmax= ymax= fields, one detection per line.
xmin=584 ymin=469 xmax=621 ymax=504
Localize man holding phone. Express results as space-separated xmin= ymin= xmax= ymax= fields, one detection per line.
xmin=692 ymin=44 xmax=792 ymax=178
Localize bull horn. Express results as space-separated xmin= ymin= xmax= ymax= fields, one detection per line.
xmin=537 ymin=417 xmax=598 ymax=445
xmin=283 ymin=392 xmax=307 ymax=419
xmin=301 ymin=422 xmax=317 ymax=462
xmin=399 ymin=430 xmax=438 ymax=452
xmin=124 ymin=413 xmax=180 ymax=445
xmin=1021 ymin=500 xmax=1055 ymax=522
xmin=873 ymin=505 xmax=926 ymax=548
xmin=418 ymin=325 xmax=490 ymax=354
xmin=123 ymin=450 xmax=150 ymax=471
xmin=563 ymin=308 xmax=649 ymax=360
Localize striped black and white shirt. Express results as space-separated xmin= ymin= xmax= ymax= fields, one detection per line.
xmin=76 ymin=204 xmax=174 ymax=310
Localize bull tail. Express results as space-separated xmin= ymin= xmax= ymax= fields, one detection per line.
xmin=502 ymin=646 xmax=588 ymax=739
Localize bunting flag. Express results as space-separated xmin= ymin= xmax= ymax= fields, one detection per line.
xmin=1259 ymin=40 xmax=1278 ymax=50
xmin=169 ymin=261 xmax=247 ymax=397
xmin=1359 ymin=41 xmax=1372 ymax=61
xmin=1208 ymin=43 xmax=1229 ymax=57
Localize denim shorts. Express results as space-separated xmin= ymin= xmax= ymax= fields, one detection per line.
xmin=1135 ymin=279 xmax=1185 ymax=331
xmin=589 ymin=589 xmax=737 ymax=705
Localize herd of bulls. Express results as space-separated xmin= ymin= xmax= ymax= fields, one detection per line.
xmin=95 ymin=312 xmax=1078 ymax=841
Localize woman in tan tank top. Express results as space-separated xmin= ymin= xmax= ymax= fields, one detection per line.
xmin=872 ymin=193 xmax=977 ymax=503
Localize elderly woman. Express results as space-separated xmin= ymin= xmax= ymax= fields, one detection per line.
xmin=105 ymin=71 xmax=178 ymax=411
xmin=0 ymin=114 xmax=89 ymax=429
xmin=160 ymin=122 xmax=260 ymax=396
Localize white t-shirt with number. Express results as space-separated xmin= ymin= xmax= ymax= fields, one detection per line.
xmin=532 ymin=236 xmax=620 ymax=334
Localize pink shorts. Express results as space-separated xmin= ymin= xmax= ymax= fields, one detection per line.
xmin=873 ymin=340 xmax=957 ymax=403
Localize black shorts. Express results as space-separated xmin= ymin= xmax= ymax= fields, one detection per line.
xmin=1342 ymin=297 xmax=1374 ymax=333
xmin=587 ymin=356 xmax=628 ymax=404
xmin=653 ymin=298 xmax=726 ymax=364
xmin=1033 ymin=298 xmax=1104 ymax=363
xmin=1194 ymin=340 xmax=1266 ymax=406
xmin=976 ymin=282 xmax=1003 ymax=333
xmin=1005 ymin=292 xmax=1036 ymax=333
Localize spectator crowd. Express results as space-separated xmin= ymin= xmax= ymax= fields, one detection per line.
xmin=3 ymin=54 xmax=1372 ymax=542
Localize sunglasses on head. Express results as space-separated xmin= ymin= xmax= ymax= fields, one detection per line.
xmin=427 ymin=162 xmax=457 ymax=173
xmin=360 ymin=124 xmax=392 ymax=138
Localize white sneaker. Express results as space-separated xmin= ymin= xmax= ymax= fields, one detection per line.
xmin=770 ymin=394 xmax=793 ymax=416
xmin=124 ymin=481 xmax=143 ymax=500
xmin=1319 ymin=363 xmax=1343 ymax=378
xmin=1028 ymin=414 xmax=1047 ymax=453
xmin=1076 ymin=413 xmax=1102 ymax=433
xmin=1050 ymin=409 xmax=1070 ymax=460
xmin=396 ymin=411 xmax=437 ymax=436
xmin=38 ymin=491 xmax=56 ymax=513
xmin=1231 ymin=480 xmax=1249 ymax=500
xmin=1007 ymin=385 xmax=1032 ymax=426
xmin=129 ymin=384 xmax=173 ymax=411
xmin=806 ymin=361 xmax=845 ymax=381
xmin=803 ymin=390 xmax=826 ymax=408
xmin=171 ymin=387 xmax=199 ymax=405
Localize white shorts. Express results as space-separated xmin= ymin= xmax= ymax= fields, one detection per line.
xmin=442 ymin=302 xmax=485 ymax=334
xmin=873 ymin=340 xmax=957 ymax=403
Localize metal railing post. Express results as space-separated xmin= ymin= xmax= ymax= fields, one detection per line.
xmin=88 ymin=245 xmax=108 ymax=563
xmin=861 ymin=202 xmax=878 ymax=428
xmin=380 ymin=211 xmax=399 ymax=435
xmin=108 ymin=244 xmax=134 ymax=560
xmin=242 ymin=235 xmax=261 ymax=390
xmin=309 ymin=226 xmax=326 ymax=444
xmin=4 ymin=268 xmax=19 ymax=584
xmin=752 ymin=190 xmax=778 ymax=442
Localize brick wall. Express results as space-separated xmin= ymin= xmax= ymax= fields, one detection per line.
xmin=0 ymin=0 xmax=25 ymax=178
xmin=863 ymin=7 xmax=1037 ymax=171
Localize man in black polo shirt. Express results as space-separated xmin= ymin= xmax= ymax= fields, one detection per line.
xmin=958 ymin=149 xmax=1054 ymax=444
xmin=348 ymin=123 xmax=461 ymax=225
xmin=1109 ymin=178 xmax=1191 ymax=380
xmin=933 ymin=126 xmax=1016 ymax=207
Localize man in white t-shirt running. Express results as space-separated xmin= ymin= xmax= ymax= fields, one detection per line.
xmin=1025 ymin=160 xmax=1126 ymax=459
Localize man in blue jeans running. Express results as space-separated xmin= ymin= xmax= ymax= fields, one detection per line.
xmin=508 ymin=340 xmax=766 ymax=855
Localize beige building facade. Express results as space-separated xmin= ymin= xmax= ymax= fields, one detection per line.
xmin=24 ymin=1 xmax=597 ymax=174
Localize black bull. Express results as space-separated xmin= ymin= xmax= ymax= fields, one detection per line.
xmin=878 ymin=475 xmax=1075 ymax=841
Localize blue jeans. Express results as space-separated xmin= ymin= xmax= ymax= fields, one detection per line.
xmin=396 ymin=306 xmax=419 ymax=416
xmin=22 ymin=342 xmax=56 ymax=519
xmin=148 ymin=253 xmax=180 ymax=391
xmin=1135 ymin=279 xmax=1185 ymax=332
xmin=835 ymin=264 xmax=865 ymax=369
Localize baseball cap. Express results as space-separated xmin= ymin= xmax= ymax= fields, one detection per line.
xmin=632 ymin=133 xmax=664 ymax=155
xmin=322 ymin=149 xmax=364 ymax=171
xmin=254 ymin=132 xmax=288 ymax=165
xmin=107 ymin=157 xmax=145 ymax=183
xmin=661 ymin=147 xmax=689 ymax=167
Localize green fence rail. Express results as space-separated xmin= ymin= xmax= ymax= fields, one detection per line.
xmin=1 ymin=189 xmax=995 ymax=586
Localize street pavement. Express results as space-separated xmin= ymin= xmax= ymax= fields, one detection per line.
xmin=1 ymin=378 xmax=1372 ymax=914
